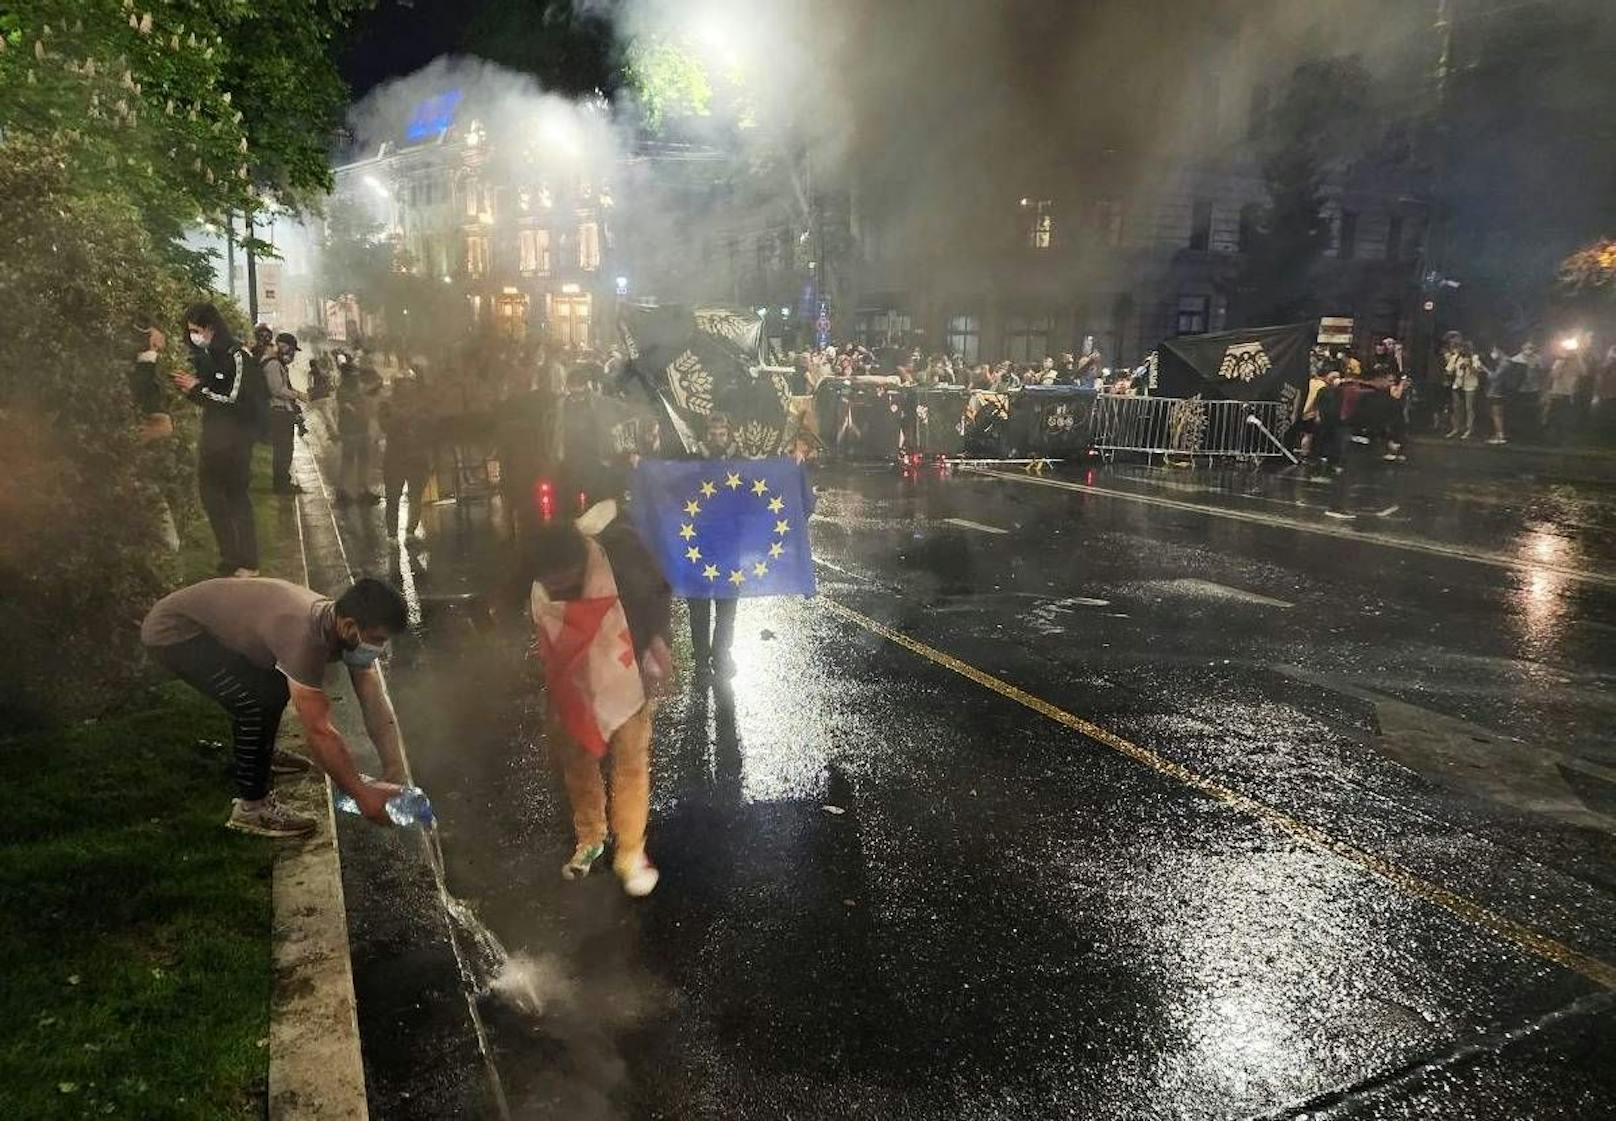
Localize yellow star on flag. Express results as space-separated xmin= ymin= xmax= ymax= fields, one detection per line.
xmin=679 ymin=523 xmax=696 ymax=540
xmin=767 ymin=496 xmax=785 ymax=513
xmin=700 ymin=480 xmax=717 ymax=498
xmin=774 ymin=519 xmax=790 ymax=535
xmin=768 ymin=542 xmax=784 ymax=559
xmin=753 ymin=561 xmax=769 ymax=578
xmin=751 ymin=478 xmax=769 ymax=496
xmin=725 ymin=472 xmax=743 ymax=490
xmin=685 ymin=546 xmax=702 ymax=563
xmin=702 ymin=564 xmax=720 ymax=582
xmin=728 ymin=568 xmax=746 ymax=586
xmin=683 ymin=499 xmax=702 ymax=517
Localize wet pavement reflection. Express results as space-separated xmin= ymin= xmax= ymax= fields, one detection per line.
xmin=305 ymin=431 xmax=1616 ymax=1119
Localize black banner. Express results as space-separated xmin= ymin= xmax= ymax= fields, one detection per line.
xmin=617 ymin=304 xmax=792 ymax=457
xmin=1148 ymin=322 xmax=1313 ymax=420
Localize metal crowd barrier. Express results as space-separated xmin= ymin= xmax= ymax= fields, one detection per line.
xmin=1090 ymin=395 xmax=1295 ymax=462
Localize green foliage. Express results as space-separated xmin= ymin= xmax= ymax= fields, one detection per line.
xmin=625 ymin=35 xmax=714 ymax=130
xmin=0 ymin=0 xmax=370 ymax=264
xmin=1557 ymin=239 xmax=1616 ymax=301
xmin=317 ymin=194 xmax=396 ymax=309
xmin=0 ymin=136 xmax=200 ymax=725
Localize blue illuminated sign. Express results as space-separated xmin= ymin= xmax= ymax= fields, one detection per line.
xmin=404 ymin=90 xmax=463 ymax=142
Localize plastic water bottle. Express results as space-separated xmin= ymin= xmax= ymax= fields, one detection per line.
xmin=334 ymin=783 xmax=436 ymax=827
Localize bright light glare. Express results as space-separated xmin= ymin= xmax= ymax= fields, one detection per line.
xmin=363 ymin=174 xmax=389 ymax=199
xmin=1560 ymin=335 xmax=1581 ymax=352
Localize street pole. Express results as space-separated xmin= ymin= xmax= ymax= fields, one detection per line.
xmin=245 ymin=211 xmax=260 ymax=325
xmin=1413 ymin=0 xmax=1455 ymax=383
xmin=226 ymin=211 xmax=237 ymax=300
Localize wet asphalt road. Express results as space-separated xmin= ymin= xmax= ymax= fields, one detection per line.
xmin=301 ymin=424 xmax=1616 ymax=1120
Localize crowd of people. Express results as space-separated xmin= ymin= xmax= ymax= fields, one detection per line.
xmin=1432 ymin=331 xmax=1616 ymax=446
xmin=788 ymin=335 xmax=1135 ymax=396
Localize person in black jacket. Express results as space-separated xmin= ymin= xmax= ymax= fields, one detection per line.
xmin=173 ymin=303 xmax=261 ymax=576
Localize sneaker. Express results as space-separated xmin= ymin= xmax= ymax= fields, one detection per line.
xmin=1443 ymin=429 xmax=1460 ymax=439
xmin=232 ymin=567 xmax=261 ymax=578
xmin=227 ymin=794 xmax=317 ymax=838
xmin=561 ymin=841 xmax=605 ymax=881
xmin=615 ymin=850 xmax=660 ymax=898
xmin=270 ymin=748 xmax=314 ymax=776
xmin=1487 ymin=436 xmax=1508 ymax=445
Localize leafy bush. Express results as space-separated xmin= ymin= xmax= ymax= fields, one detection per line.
xmin=0 ymin=137 xmax=199 ymax=727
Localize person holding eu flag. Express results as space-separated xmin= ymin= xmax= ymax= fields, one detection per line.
xmin=629 ymin=444 xmax=818 ymax=687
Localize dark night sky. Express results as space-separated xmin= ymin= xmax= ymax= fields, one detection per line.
xmin=340 ymin=0 xmax=618 ymax=100
xmin=341 ymin=0 xmax=477 ymax=97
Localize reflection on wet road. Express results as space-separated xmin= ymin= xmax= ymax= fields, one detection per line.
xmin=307 ymin=435 xmax=1616 ymax=1119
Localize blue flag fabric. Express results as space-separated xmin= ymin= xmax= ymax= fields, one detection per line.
xmin=631 ymin=458 xmax=817 ymax=599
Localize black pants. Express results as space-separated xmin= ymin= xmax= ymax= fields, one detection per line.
xmin=339 ymin=433 xmax=372 ymax=496
xmin=150 ymin=634 xmax=288 ymax=800
xmin=270 ymin=408 xmax=296 ymax=489
xmin=199 ymin=423 xmax=258 ymax=570
xmin=689 ymin=598 xmax=736 ymax=664
xmin=384 ymin=455 xmax=429 ymax=536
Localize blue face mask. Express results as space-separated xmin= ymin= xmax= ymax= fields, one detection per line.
xmin=342 ymin=640 xmax=387 ymax=669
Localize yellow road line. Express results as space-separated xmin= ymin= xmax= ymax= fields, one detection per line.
xmin=822 ymin=598 xmax=1616 ymax=990
xmin=963 ymin=467 xmax=1616 ymax=588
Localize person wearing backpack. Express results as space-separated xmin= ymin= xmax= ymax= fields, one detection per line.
xmin=172 ymin=303 xmax=263 ymax=576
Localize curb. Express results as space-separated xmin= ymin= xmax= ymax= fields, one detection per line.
xmin=265 ymin=452 xmax=371 ymax=1121
xmin=268 ymin=757 xmax=368 ymax=1121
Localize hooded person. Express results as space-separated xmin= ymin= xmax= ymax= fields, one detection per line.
xmin=172 ymin=302 xmax=265 ymax=576
xmin=524 ymin=500 xmax=673 ymax=896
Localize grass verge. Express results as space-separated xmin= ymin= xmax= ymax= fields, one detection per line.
xmin=0 ymin=449 xmax=293 ymax=1120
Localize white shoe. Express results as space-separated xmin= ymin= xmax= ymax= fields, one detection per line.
xmin=232 ymin=567 xmax=261 ymax=578
xmin=615 ymin=851 xmax=660 ymax=897
xmin=561 ymin=842 xmax=604 ymax=881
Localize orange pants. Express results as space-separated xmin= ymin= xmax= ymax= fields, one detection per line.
xmin=549 ymin=702 xmax=654 ymax=863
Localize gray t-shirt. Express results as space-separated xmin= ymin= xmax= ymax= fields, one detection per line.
xmin=141 ymin=578 xmax=339 ymax=688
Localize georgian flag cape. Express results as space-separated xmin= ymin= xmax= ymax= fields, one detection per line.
xmin=529 ymin=501 xmax=645 ymax=758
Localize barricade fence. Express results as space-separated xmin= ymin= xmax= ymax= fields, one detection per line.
xmin=1089 ymin=395 xmax=1294 ymax=461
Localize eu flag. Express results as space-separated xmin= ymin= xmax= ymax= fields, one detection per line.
xmin=630 ymin=458 xmax=817 ymax=599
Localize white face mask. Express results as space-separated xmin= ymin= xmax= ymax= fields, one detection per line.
xmin=189 ymin=331 xmax=207 ymax=348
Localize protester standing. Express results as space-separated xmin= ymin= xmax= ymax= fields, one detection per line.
xmin=381 ymin=371 xmax=431 ymax=542
xmin=1544 ymin=339 xmax=1586 ymax=440
xmin=173 ymin=303 xmax=262 ymax=577
xmin=688 ymin=412 xmax=739 ymax=680
xmin=335 ymin=354 xmax=380 ymax=505
xmin=1482 ymin=344 xmax=1516 ymax=444
xmin=1595 ymin=344 xmax=1616 ymax=439
xmin=141 ymin=577 xmax=411 ymax=837
xmin=262 ymin=332 xmax=308 ymax=495
xmin=1444 ymin=339 xmax=1481 ymax=439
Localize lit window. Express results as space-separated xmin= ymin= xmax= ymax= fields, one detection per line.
xmin=578 ymin=221 xmax=600 ymax=271
xmin=518 ymin=228 xmax=551 ymax=276
xmin=1026 ymin=200 xmax=1053 ymax=249
xmin=466 ymin=235 xmax=489 ymax=279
